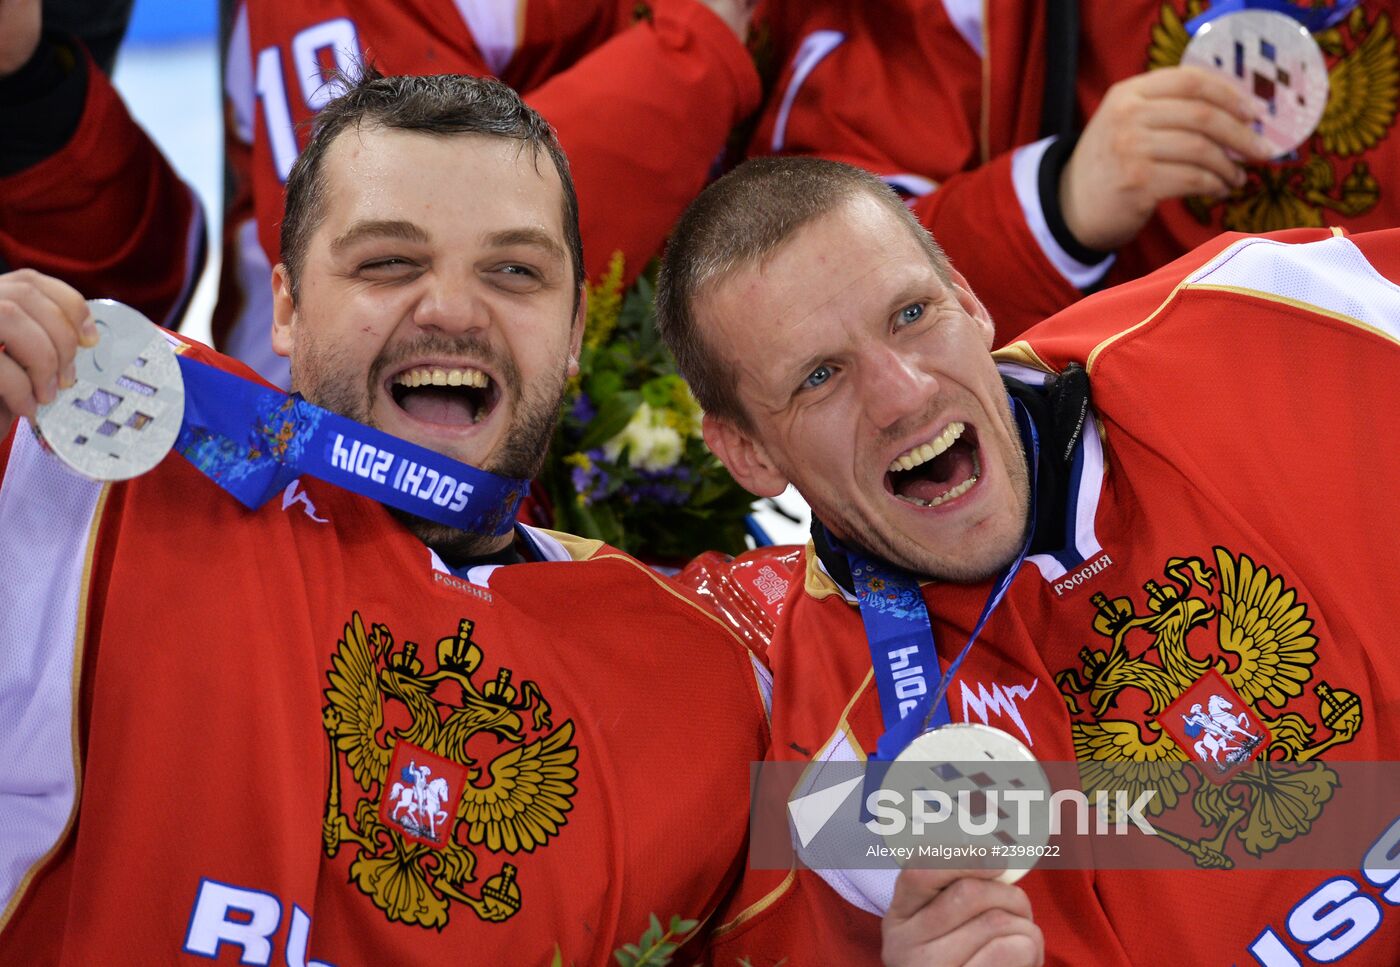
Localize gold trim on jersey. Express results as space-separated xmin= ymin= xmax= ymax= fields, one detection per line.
xmin=1084 ymin=277 xmax=1194 ymax=373
xmin=789 ymin=681 xmax=873 ymax=830
xmin=992 ymin=340 xmax=1056 ymax=374
xmin=716 ymin=687 xmax=872 ymax=939
xmin=1085 ymin=259 xmax=1400 ymax=374
xmin=1185 ymin=282 xmax=1400 ymax=348
xmin=803 ymin=540 xmax=847 ymax=602
xmin=0 ymin=483 xmax=111 ymax=934
xmin=536 ymin=527 xmax=606 ymax=562
xmin=835 ymin=672 xmax=876 ymax=751
xmin=593 ymin=551 xmax=758 ymax=644
xmin=709 ymin=866 xmax=798 ymax=938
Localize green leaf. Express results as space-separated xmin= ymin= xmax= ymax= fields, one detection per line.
xmin=587 ymin=368 xmax=625 ymax=403
xmin=578 ymin=391 xmax=641 ymax=451
xmin=549 ymin=946 xmax=564 ymax=967
xmin=640 ymin=374 xmax=681 ymax=409
xmin=641 ymin=913 xmax=663 ymax=947
xmin=669 ymin=915 xmax=698 ymax=934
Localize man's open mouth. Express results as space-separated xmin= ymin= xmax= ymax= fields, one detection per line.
xmin=885 ymin=421 xmax=982 ymax=507
xmin=388 ymin=364 xmax=501 ymax=427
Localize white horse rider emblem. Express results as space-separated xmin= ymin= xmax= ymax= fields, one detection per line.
xmin=389 ymin=760 xmax=452 ymax=840
xmin=1182 ymin=694 xmax=1262 ymax=766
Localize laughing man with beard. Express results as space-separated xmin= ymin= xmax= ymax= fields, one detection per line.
xmin=0 ymin=70 xmax=767 ymax=964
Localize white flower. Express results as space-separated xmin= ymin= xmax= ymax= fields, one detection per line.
xmin=641 ymin=424 xmax=683 ymax=471
xmin=603 ymin=402 xmax=685 ymax=471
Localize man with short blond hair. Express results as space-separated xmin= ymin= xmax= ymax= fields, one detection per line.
xmin=659 ymin=156 xmax=1400 ymax=966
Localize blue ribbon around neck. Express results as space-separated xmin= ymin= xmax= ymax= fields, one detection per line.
xmin=172 ymin=355 xmax=527 ymax=536
xmin=843 ymin=397 xmax=1040 ymax=777
xmin=1186 ymin=0 xmax=1359 ymax=36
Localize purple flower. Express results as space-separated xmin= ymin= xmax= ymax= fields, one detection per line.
xmin=570 ymin=394 xmax=597 ymax=424
xmin=571 ymin=464 xmax=594 ymax=494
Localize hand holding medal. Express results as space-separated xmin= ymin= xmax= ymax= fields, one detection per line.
xmin=33 ymin=300 xmax=186 ymax=481
xmin=1182 ymin=1 xmax=1341 ymax=158
xmin=4 ymin=281 xmax=529 ymax=536
xmin=879 ymin=724 xmax=1051 ymax=885
xmin=0 ymin=270 xmax=100 ymax=444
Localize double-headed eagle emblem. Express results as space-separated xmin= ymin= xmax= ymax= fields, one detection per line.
xmin=1057 ymin=548 xmax=1363 ymax=868
xmin=320 ymin=612 xmax=578 ymax=928
xmin=1150 ymin=1 xmax=1398 ymax=230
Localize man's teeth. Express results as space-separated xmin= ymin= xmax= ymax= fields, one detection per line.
xmin=888 ymin=421 xmax=965 ymax=473
xmin=894 ymin=452 xmax=982 ymax=508
xmin=393 ymin=366 xmax=490 ymax=389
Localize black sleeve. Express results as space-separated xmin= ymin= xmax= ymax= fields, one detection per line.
xmin=1036 ymin=133 xmax=1114 ymax=275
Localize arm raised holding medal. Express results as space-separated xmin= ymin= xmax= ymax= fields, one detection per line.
xmin=0 ymin=70 xmax=771 ymax=964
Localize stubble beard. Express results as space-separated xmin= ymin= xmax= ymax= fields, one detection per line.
xmin=290 ymin=331 xmax=569 ymax=562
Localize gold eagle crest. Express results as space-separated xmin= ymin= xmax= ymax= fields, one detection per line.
xmin=1149 ymin=1 xmax=1398 ymax=230
xmin=321 ymin=612 xmax=578 ymax=928
xmin=1056 ymin=548 xmax=1363 ymax=868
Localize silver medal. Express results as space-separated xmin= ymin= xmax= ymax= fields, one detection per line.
xmin=33 ymin=300 xmax=185 ymax=481
xmin=1183 ymin=9 xmax=1330 ymax=158
xmin=880 ymin=723 xmax=1051 ymax=883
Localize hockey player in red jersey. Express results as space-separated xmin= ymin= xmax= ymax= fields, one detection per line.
xmin=746 ymin=1 xmax=1400 ymax=345
xmin=0 ymin=71 xmax=769 ymax=964
xmin=657 ymin=157 xmax=1400 ymax=965
xmin=0 ymin=0 xmax=760 ymax=384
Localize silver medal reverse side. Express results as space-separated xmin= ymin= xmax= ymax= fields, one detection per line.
xmin=1183 ymin=9 xmax=1330 ymax=158
xmin=33 ymin=300 xmax=185 ymax=481
xmin=882 ymin=723 xmax=1051 ymax=884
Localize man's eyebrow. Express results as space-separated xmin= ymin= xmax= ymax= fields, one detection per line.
xmin=330 ymin=219 xmax=429 ymax=253
xmin=485 ymin=227 xmax=566 ymax=263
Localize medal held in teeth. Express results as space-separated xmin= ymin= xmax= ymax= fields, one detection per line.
xmin=1182 ymin=8 xmax=1330 ymax=158
xmin=880 ymin=723 xmax=1051 ymax=884
xmin=33 ymin=300 xmax=185 ymax=481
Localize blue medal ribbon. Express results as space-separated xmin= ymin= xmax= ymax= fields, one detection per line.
xmin=844 ymin=398 xmax=1040 ymax=778
xmin=172 ymin=355 xmax=527 ymax=536
xmin=1185 ymin=0 xmax=1359 ymax=36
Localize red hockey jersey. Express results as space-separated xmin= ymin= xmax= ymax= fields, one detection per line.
xmin=749 ymin=1 xmax=1400 ymax=345
xmin=2 ymin=0 xmax=759 ymax=383
xmin=0 ymin=339 xmax=770 ymax=965
xmin=708 ymin=227 xmax=1400 ymax=966
xmin=0 ymin=44 xmax=205 ymax=330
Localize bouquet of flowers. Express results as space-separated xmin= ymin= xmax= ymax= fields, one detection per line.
xmin=542 ymin=255 xmax=756 ymax=564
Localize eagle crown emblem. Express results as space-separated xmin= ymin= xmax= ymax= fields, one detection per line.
xmin=320 ymin=612 xmax=579 ymax=929
xmin=1150 ymin=1 xmax=1398 ymax=231
xmin=1056 ymin=548 xmax=1363 ymax=870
